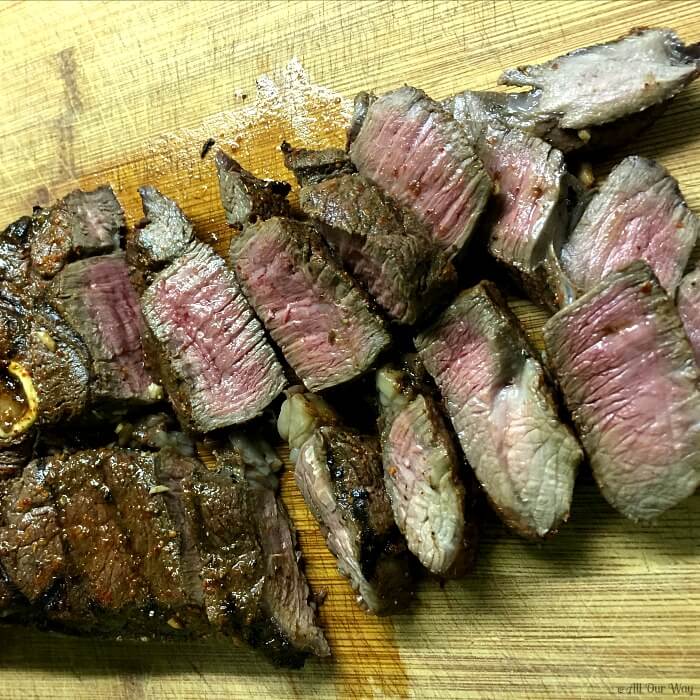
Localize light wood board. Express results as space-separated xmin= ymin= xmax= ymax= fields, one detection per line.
xmin=0 ymin=1 xmax=698 ymax=698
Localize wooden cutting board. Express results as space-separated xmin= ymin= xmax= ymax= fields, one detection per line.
xmin=0 ymin=1 xmax=698 ymax=698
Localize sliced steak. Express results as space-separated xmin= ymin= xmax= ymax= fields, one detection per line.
xmin=231 ymin=218 xmax=390 ymax=391
xmin=447 ymin=92 xmax=572 ymax=310
xmin=0 ymin=287 xmax=90 ymax=436
xmin=215 ymin=151 xmax=291 ymax=230
xmin=278 ymin=391 xmax=413 ymax=614
xmin=561 ymin=157 xmax=699 ymax=298
xmin=0 ymin=217 xmax=33 ymax=289
xmin=300 ymin=174 xmax=457 ymax=324
xmin=498 ymin=28 xmax=699 ymax=134
xmin=51 ymin=253 xmax=159 ymax=405
xmin=543 ymin=261 xmax=700 ymax=522
xmin=138 ymin=189 xmax=286 ymax=432
xmin=678 ymin=267 xmax=700 ymax=364
xmin=346 ymin=91 xmax=376 ymax=150
xmin=415 ymin=282 xmax=582 ymax=538
xmin=281 ymin=141 xmax=355 ymax=186
xmin=349 ymin=86 xmax=492 ymax=255
xmin=376 ymin=359 xmax=478 ymax=577
xmin=30 ymin=186 xmax=124 ymax=279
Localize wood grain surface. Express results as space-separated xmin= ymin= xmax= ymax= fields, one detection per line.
xmin=0 ymin=1 xmax=699 ymax=698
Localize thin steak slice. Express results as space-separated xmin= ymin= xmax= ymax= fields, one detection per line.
xmin=215 ymin=151 xmax=291 ymax=230
xmin=349 ymin=86 xmax=492 ymax=255
xmin=231 ymin=218 xmax=390 ymax=391
xmin=446 ymin=91 xmax=572 ymax=310
xmin=678 ymin=267 xmax=700 ymax=364
xmin=139 ymin=189 xmax=286 ymax=432
xmin=498 ymin=28 xmax=699 ymax=135
xmin=561 ymin=157 xmax=699 ymax=298
xmin=51 ymin=253 xmax=159 ymax=405
xmin=300 ymin=174 xmax=457 ymax=324
xmin=376 ymin=358 xmax=478 ymax=577
xmin=278 ymin=390 xmax=413 ymax=614
xmin=415 ymin=282 xmax=582 ymax=539
xmin=281 ymin=141 xmax=355 ymax=186
xmin=543 ymin=261 xmax=700 ymax=522
xmin=30 ymin=186 xmax=124 ymax=279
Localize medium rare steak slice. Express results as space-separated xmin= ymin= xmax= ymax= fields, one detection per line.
xmin=543 ymin=262 xmax=700 ymax=522
xmin=498 ymin=28 xmax=699 ymax=133
xmin=561 ymin=157 xmax=699 ymax=298
xmin=376 ymin=359 xmax=478 ymax=577
xmin=278 ymin=391 xmax=413 ymax=614
xmin=215 ymin=151 xmax=291 ymax=229
xmin=281 ymin=141 xmax=355 ymax=186
xmin=678 ymin=267 xmax=700 ymax=364
xmin=0 ymin=287 xmax=90 ymax=435
xmin=415 ymin=282 xmax=582 ymax=538
xmin=447 ymin=91 xmax=571 ymax=310
xmin=231 ymin=218 xmax=390 ymax=391
xmin=349 ymin=86 xmax=491 ymax=254
xmin=139 ymin=189 xmax=286 ymax=432
xmin=51 ymin=253 xmax=159 ymax=405
xmin=30 ymin=186 xmax=124 ymax=278
xmin=300 ymin=174 xmax=457 ymax=324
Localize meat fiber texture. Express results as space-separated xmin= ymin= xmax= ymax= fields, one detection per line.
xmin=499 ymin=28 xmax=700 ymax=131
xmin=561 ymin=156 xmax=699 ymax=298
xmin=678 ymin=267 xmax=700 ymax=364
xmin=278 ymin=390 xmax=413 ymax=614
xmin=29 ymin=186 xmax=124 ymax=279
xmin=51 ymin=253 xmax=159 ymax=405
xmin=215 ymin=151 xmax=291 ymax=230
xmin=376 ymin=361 xmax=477 ymax=577
xmin=544 ymin=261 xmax=700 ymax=522
xmin=300 ymin=174 xmax=457 ymax=325
xmin=137 ymin=187 xmax=286 ymax=432
xmin=231 ymin=217 xmax=390 ymax=392
xmin=349 ymin=86 xmax=492 ymax=256
xmin=447 ymin=91 xmax=572 ymax=310
xmin=281 ymin=141 xmax=356 ymax=186
xmin=415 ymin=282 xmax=582 ymax=539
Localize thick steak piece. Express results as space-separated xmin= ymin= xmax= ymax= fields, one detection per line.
xmin=231 ymin=218 xmax=390 ymax=391
xmin=376 ymin=360 xmax=478 ymax=577
xmin=499 ymin=28 xmax=699 ymax=132
xmin=51 ymin=253 xmax=159 ymax=405
xmin=561 ymin=157 xmax=699 ymax=298
xmin=215 ymin=152 xmax=291 ymax=230
xmin=349 ymin=86 xmax=491 ymax=254
xmin=278 ymin=391 xmax=413 ymax=614
xmin=415 ymin=282 xmax=582 ymax=538
xmin=447 ymin=92 xmax=571 ymax=310
xmin=30 ymin=186 xmax=124 ymax=279
xmin=300 ymin=174 xmax=456 ymax=325
xmin=543 ymin=261 xmax=700 ymax=522
xmin=281 ymin=141 xmax=355 ymax=186
xmin=678 ymin=267 xmax=700 ymax=364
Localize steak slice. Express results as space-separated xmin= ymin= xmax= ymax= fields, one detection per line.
xmin=543 ymin=261 xmax=700 ymax=522
xmin=281 ymin=141 xmax=355 ymax=186
xmin=139 ymin=190 xmax=286 ymax=432
xmin=231 ymin=218 xmax=390 ymax=391
xmin=0 ymin=286 xmax=90 ymax=435
xmin=346 ymin=91 xmax=376 ymax=150
xmin=446 ymin=91 xmax=572 ymax=310
xmin=51 ymin=253 xmax=159 ymax=405
xmin=30 ymin=186 xmax=124 ymax=279
xmin=678 ymin=267 xmax=700 ymax=364
xmin=0 ymin=217 xmax=33 ymax=289
xmin=349 ymin=86 xmax=492 ymax=254
xmin=215 ymin=152 xmax=291 ymax=230
xmin=278 ymin=391 xmax=413 ymax=614
xmin=561 ymin=157 xmax=699 ymax=298
xmin=376 ymin=359 xmax=478 ymax=577
xmin=415 ymin=282 xmax=582 ymax=538
xmin=300 ymin=174 xmax=457 ymax=325
xmin=498 ymin=28 xmax=699 ymax=132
